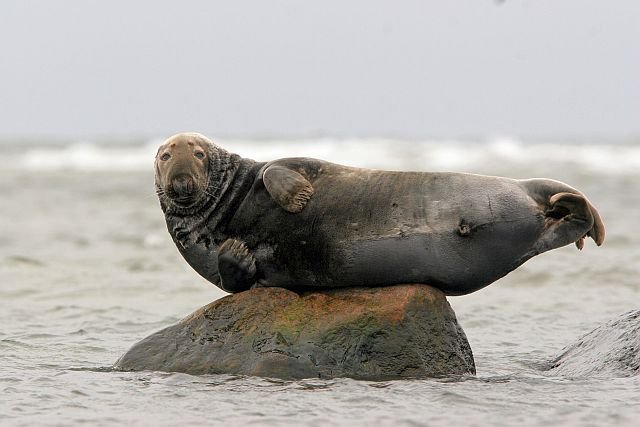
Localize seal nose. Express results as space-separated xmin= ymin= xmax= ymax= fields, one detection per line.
xmin=170 ymin=174 xmax=195 ymax=198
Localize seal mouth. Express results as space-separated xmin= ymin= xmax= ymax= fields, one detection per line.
xmin=167 ymin=193 xmax=201 ymax=208
xmin=156 ymin=177 xmax=207 ymax=210
xmin=164 ymin=172 xmax=206 ymax=208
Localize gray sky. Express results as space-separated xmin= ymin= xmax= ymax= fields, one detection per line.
xmin=1 ymin=0 xmax=638 ymax=139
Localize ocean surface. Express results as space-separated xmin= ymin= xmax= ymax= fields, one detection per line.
xmin=1 ymin=137 xmax=639 ymax=426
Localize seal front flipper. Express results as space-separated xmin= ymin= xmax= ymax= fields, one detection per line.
xmin=262 ymin=165 xmax=314 ymax=213
xmin=217 ymin=238 xmax=257 ymax=293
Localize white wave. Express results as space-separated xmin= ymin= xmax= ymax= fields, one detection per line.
xmin=10 ymin=137 xmax=640 ymax=176
xmin=19 ymin=141 xmax=161 ymax=172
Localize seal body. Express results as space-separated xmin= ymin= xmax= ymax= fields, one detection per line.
xmin=155 ymin=133 xmax=605 ymax=296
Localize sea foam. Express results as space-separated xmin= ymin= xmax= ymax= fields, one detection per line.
xmin=10 ymin=137 xmax=640 ymax=176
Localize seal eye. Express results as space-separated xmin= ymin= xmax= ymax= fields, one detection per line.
xmin=194 ymin=151 xmax=205 ymax=160
xmin=160 ymin=153 xmax=171 ymax=161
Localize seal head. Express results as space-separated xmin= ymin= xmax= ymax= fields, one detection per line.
xmin=155 ymin=133 xmax=210 ymax=210
xmin=154 ymin=133 xmax=261 ymax=289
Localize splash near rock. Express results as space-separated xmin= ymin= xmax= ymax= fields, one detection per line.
xmin=114 ymin=285 xmax=475 ymax=380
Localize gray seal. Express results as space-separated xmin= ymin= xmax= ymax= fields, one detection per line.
xmin=154 ymin=133 xmax=605 ymax=295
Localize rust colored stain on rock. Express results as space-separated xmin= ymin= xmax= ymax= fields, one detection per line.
xmin=115 ymin=284 xmax=475 ymax=380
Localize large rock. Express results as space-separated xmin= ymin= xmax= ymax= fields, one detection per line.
xmin=549 ymin=310 xmax=640 ymax=377
xmin=114 ymin=284 xmax=475 ymax=380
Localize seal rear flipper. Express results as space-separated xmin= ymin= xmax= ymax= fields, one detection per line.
xmin=585 ymin=197 xmax=605 ymax=246
xmin=539 ymin=192 xmax=604 ymax=253
xmin=263 ymin=165 xmax=314 ymax=213
xmin=217 ymin=239 xmax=257 ymax=293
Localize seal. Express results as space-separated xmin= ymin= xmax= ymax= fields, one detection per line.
xmin=155 ymin=132 xmax=605 ymax=295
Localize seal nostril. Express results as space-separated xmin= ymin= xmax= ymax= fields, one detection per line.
xmin=171 ymin=175 xmax=196 ymax=197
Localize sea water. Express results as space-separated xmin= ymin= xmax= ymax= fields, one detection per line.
xmin=1 ymin=138 xmax=639 ymax=426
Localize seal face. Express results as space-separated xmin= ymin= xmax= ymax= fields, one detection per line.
xmin=155 ymin=135 xmax=210 ymax=209
xmin=155 ymin=133 xmax=605 ymax=296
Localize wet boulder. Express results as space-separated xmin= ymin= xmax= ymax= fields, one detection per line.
xmin=550 ymin=310 xmax=640 ymax=377
xmin=114 ymin=284 xmax=475 ymax=380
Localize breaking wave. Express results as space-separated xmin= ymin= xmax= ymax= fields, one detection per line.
xmin=7 ymin=137 xmax=640 ymax=176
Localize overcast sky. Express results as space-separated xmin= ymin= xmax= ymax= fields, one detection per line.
xmin=1 ymin=0 xmax=638 ymax=139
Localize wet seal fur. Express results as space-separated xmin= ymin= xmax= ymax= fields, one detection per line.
xmin=155 ymin=133 xmax=605 ymax=295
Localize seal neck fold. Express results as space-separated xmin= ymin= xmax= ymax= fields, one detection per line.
xmin=159 ymin=145 xmax=258 ymax=249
